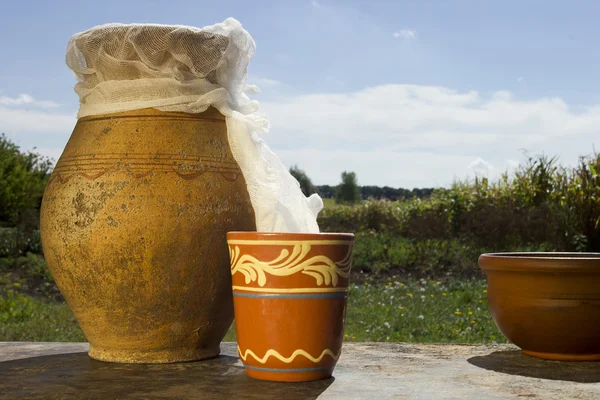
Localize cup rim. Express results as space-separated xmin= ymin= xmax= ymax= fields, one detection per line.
xmin=227 ymin=231 xmax=354 ymax=241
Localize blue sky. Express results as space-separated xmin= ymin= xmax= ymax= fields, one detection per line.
xmin=1 ymin=0 xmax=599 ymax=187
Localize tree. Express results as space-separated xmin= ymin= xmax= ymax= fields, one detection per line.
xmin=316 ymin=185 xmax=336 ymax=199
xmin=289 ymin=165 xmax=316 ymax=197
xmin=361 ymin=185 xmax=383 ymax=200
xmin=0 ymin=134 xmax=52 ymax=226
xmin=336 ymin=171 xmax=360 ymax=204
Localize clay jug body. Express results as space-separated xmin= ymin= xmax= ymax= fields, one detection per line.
xmin=40 ymin=107 xmax=255 ymax=363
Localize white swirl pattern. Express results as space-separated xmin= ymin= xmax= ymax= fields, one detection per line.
xmin=229 ymin=242 xmax=352 ymax=287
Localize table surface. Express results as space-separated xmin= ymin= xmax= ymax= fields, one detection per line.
xmin=1 ymin=342 xmax=600 ymax=399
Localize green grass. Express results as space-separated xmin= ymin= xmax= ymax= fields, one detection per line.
xmin=0 ymin=279 xmax=505 ymax=344
xmin=321 ymin=197 xmax=364 ymax=209
xmin=343 ymin=277 xmax=505 ymax=343
xmin=0 ymin=288 xmax=84 ymax=341
xmin=322 ymin=197 xmax=336 ymax=208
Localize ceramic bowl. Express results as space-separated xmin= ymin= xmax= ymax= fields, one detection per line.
xmin=227 ymin=231 xmax=354 ymax=382
xmin=479 ymin=252 xmax=600 ymax=361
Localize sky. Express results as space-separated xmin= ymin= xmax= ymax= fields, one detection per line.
xmin=1 ymin=0 xmax=599 ymax=188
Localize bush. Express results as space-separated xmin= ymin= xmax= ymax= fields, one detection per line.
xmin=318 ymin=151 xmax=600 ymax=278
xmin=0 ymin=228 xmax=43 ymax=258
xmin=16 ymin=253 xmax=53 ymax=282
xmin=0 ymin=228 xmax=19 ymax=258
xmin=319 ymin=200 xmax=404 ymax=234
xmin=0 ymin=134 xmax=52 ymax=226
xmin=0 ymin=251 xmax=57 ymax=299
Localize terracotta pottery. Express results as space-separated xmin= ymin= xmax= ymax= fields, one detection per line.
xmin=479 ymin=252 xmax=600 ymax=361
xmin=40 ymin=107 xmax=256 ymax=363
xmin=227 ymin=232 xmax=354 ymax=382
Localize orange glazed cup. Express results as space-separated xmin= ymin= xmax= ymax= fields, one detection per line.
xmin=227 ymin=231 xmax=354 ymax=382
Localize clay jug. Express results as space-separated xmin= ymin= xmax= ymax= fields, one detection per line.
xmin=40 ymin=107 xmax=255 ymax=363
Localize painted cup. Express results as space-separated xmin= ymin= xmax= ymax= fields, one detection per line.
xmin=227 ymin=232 xmax=354 ymax=382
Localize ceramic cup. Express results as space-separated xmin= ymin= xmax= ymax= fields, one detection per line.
xmin=227 ymin=232 xmax=354 ymax=382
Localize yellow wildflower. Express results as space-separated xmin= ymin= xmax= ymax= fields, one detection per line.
xmin=454 ymin=311 xmax=462 ymax=316
xmin=442 ymin=293 xmax=447 ymax=297
xmin=399 ymin=306 xmax=405 ymax=310
xmin=483 ymin=289 xmax=487 ymax=293
xmin=407 ymin=293 xmax=413 ymax=297
xmin=344 ymin=334 xmax=349 ymax=338
xmin=468 ymin=311 xmax=473 ymax=315
xmin=471 ymin=320 xmax=476 ymax=324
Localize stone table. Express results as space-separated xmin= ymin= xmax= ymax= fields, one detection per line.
xmin=1 ymin=342 xmax=600 ymax=399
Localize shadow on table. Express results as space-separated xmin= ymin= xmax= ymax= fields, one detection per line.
xmin=467 ymin=350 xmax=600 ymax=383
xmin=0 ymin=352 xmax=333 ymax=399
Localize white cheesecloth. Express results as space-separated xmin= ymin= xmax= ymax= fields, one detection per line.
xmin=66 ymin=18 xmax=323 ymax=232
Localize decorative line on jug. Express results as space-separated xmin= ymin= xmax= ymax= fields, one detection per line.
xmin=50 ymin=171 xmax=110 ymax=184
xmin=58 ymin=153 xmax=233 ymax=162
xmin=50 ymin=153 xmax=243 ymax=183
xmin=237 ymin=346 xmax=340 ymax=364
xmin=79 ymin=114 xmax=225 ymax=123
xmin=229 ymin=243 xmax=352 ymax=287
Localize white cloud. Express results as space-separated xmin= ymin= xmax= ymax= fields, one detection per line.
xmin=0 ymin=93 xmax=71 ymax=161
xmin=0 ymin=93 xmax=60 ymax=108
xmin=468 ymin=157 xmax=494 ymax=172
xmin=259 ymin=84 xmax=599 ymax=187
xmin=393 ymin=29 xmax=417 ymax=39
xmin=0 ymin=96 xmax=75 ymax=165
xmin=311 ymin=0 xmax=320 ymax=8
xmin=505 ymin=159 xmax=520 ymax=170
xmin=2 ymin=85 xmax=598 ymax=189
xmin=0 ymin=106 xmax=75 ymax=134
xmin=251 ymin=77 xmax=282 ymax=88
xmin=275 ymin=148 xmax=474 ymax=188
xmin=517 ymin=76 xmax=525 ymax=83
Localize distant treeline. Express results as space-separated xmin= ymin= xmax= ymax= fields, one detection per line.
xmin=315 ymin=185 xmax=435 ymax=201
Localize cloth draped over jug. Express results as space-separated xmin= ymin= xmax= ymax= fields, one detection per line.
xmin=65 ymin=17 xmax=322 ymax=233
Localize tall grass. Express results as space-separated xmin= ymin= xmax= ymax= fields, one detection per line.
xmin=319 ymin=152 xmax=600 ymax=277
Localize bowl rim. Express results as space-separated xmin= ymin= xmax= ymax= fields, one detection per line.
xmin=479 ymin=252 xmax=600 ymax=272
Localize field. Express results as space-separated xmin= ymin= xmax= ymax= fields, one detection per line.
xmin=1 ymin=278 xmax=504 ymax=344
xmin=1 ymin=151 xmax=599 ymax=344
xmin=0 ymin=287 xmax=83 ymax=341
